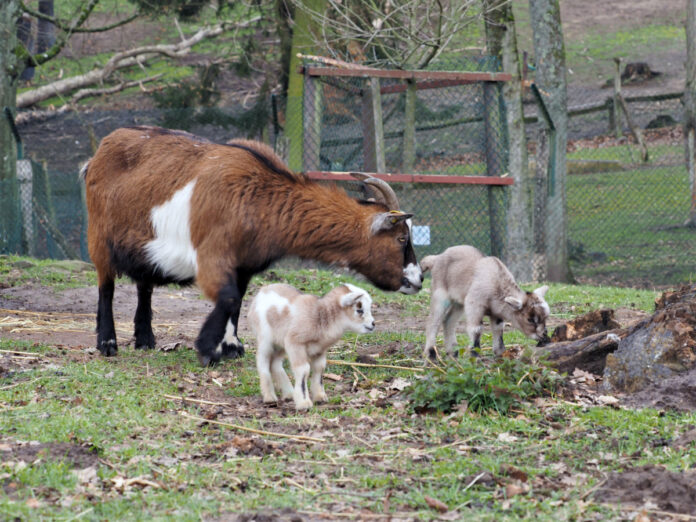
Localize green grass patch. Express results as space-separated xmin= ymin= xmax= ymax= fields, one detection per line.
xmin=0 ymin=255 xmax=96 ymax=289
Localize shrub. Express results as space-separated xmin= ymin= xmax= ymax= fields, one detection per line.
xmin=406 ymin=356 xmax=563 ymax=415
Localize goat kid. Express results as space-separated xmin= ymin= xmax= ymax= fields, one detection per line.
xmin=248 ymin=283 xmax=374 ymax=410
xmin=421 ymin=245 xmax=549 ymax=360
xmin=82 ymin=126 xmax=421 ymax=366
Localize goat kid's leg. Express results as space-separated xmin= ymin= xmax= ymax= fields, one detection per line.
xmin=443 ymin=303 xmax=465 ymax=356
xmin=286 ymin=344 xmax=312 ymax=410
xmin=271 ymin=353 xmax=294 ymax=401
xmin=134 ymin=281 xmax=155 ymax=349
xmin=491 ymin=317 xmax=506 ymax=356
xmin=218 ymin=270 xmax=252 ymax=359
xmin=310 ymin=354 xmax=328 ymax=404
xmin=97 ymin=278 xmax=118 ymax=356
xmin=423 ymin=290 xmax=449 ymax=360
xmin=195 ymin=280 xmax=243 ymax=366
xmin=256 ymin=340 xmax=277 ymax=403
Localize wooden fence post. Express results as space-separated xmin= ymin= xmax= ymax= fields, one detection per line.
xmin=483 ymin=81 xmax=505 ymax=257
xmin=16 ymin=159 xmax=34 ymax=256
xmin=361 ymin=77 xmax=385 ymax=173
xmin=612 ymin=58 xmax=622 ymax=138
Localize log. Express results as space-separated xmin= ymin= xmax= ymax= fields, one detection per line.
xmin=537 ymin=327 xmax=628 ymax=375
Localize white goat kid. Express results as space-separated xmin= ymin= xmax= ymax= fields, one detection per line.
xmin=248 ymin=283 xmax=375 ymax=410
xmin=421 ymin=245 xmax=550 ymax=360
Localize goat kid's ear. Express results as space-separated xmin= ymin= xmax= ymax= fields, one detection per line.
xmin=533 ymin=285 xmax=549 ymax=299
xmin=371 ymin=212 xmax=414 ymax=234
xmin=340 ymin=292 xmax=363 ymax=308
xmin=504 ymin=296 xmax=524 ymax=310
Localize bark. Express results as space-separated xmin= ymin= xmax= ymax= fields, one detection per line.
xmin=529 ymin=0 xmax=571 ymax=282
xmin=538 ymin=328 xmax=627 ymax=375
xmin=1 ymin=0 xmax=21 ymax=252
xmin=484 ymin=0 xmax=533 ymax=281
xmin=685 ymin=0 xmax=696 ymax=226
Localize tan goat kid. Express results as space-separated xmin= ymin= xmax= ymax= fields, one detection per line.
xmin=248 ymin=283 xmax=375 ymax=410
xmin=421 ymin=245 xmax=549 ymax=360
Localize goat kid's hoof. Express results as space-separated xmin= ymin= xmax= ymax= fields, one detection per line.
xmin=294 ymin=399 xmax=313 ymax=411
xmin=311 ymin=392 xmax=329 ymax=404
xmin=98 ymin=339 xmax=118 ymax=357
xmin=425 ymin=346 xmax=438 ymax=361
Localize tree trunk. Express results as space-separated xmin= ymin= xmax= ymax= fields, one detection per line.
xmin=685 ymin=0 xmax=696 ymax=226
xmin=1 ymin=1 xmax=22 ymax=253
xmin=285 ymin=0 xmax=324 ymax=171
xmin=484 ymin=0 xmax=533 ymax=281
xmin=529 ymin=0 xmax=571 ymax=282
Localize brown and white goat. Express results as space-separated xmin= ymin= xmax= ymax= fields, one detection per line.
xmin=421 ymin=245 xmax=549 ymax=360
xmin=81 ymin=126 xmax=422 ymax=365
xmin=248 ymin=283 xmax=374 ymax=410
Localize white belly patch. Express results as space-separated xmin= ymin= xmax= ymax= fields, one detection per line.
xmin=144 ymin=180 xmax=198 ymax=281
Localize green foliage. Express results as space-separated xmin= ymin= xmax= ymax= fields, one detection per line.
xmin=407 ymin=356 xmax=563 ymax=414
xmin=127 ymin=0 xmax=208 ymax=19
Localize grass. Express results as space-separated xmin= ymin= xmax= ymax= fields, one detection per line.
xmin=3 ymin=261 xmax=688 ymax=519
xmin=0 ymin=254 xmax=96 ymax=290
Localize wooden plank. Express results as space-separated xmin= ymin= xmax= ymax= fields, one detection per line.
xmin=380 ymin=78 xmax=481 ymax=94
xmin=303 ymin=66 xmax=512 ymax=82
xmin=304 ymin=171 xmax=514 ymax=186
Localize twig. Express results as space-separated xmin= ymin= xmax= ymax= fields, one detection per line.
xmin=579 ymin=477 xmax=607 ymax=500
xmin=178 ymin=411 xmax=325 ymax=443
xmin=0 ymin=348 xmax=44 ymax=357
xmin=327 ymin=359 xmax=424 ymax=372
xmin=350 ymin=365 xmax=369 ymax=381
xmin=0 ymin=377 xmax=42 ymax=391
xmin=163 ymin=394 xmax=230 ymax=407
xmin=462 ymin=472 xmax=486 ymax=492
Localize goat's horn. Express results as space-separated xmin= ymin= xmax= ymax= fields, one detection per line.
xmin=349 ymin=172 xmax=400 ymax=210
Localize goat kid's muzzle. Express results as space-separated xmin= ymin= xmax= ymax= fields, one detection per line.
xmin=399 ymin=263 xmax=423 ymax=294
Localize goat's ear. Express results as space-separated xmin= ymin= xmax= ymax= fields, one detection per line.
xmin=340 ymin=292 xmax=363 ymax=308
xmin=504 ymin=296 xmax=524 ymax=310
xmin=533 ymin=285 xmax=549 ymax=299
xmin=371 ymin=212 xmax=413 ymax=234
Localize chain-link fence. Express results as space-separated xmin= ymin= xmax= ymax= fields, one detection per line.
xmin=525 ymin=78 xmax=691 ymax=287
xmin=296 ymin=58 xmax=512 ymax=261
xmin=2 ymin=58 xmax=694 ymax=289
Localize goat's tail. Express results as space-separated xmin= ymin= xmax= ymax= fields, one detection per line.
xmin=420 ymin=255 xmax=437 ymax=273
xmin=78 ymin=160 xmax=90 ymax=182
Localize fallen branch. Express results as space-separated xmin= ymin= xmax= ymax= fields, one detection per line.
xmin=326 ymin=359 xmax=424 ymax=372
xmin=0 ymin=348 xmax=44 ymax=357
xmin=178 ymin=411 xmax=326 ymax=443
xmin=163 ymin=394 xmax=229 ymax=407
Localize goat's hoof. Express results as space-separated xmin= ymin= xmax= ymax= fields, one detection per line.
xmin=196 ymin=351 xmax=220 ymax=367
xmin=98 ymin=339 xmax=118 ymax=357
xmin=294 ymin=399 xmax=313 ymax=411
xmin=312 ymin=393 xmax=329 ymax=404
xmin=470 ymin=348 xmax=481 ymax=359
xmin=425 ymin=346 xmax=438 ymax=361
xmin=134 ymin=333 xmax=155 ymax=350
xmin=221 ymin=340 xmax=244 ymax=359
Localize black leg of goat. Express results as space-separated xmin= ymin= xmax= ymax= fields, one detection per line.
xmin=219 ymin=269 xmax=252 ymax=359
xmin=97 ymin=279 xmax=118 ymax=356
xmin=134 ymin=281 xmax=155 ymax=349
xmin=195 ymin=278 xmax=243 ymax=366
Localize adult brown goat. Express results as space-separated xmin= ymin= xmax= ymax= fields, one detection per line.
xmin=82 ymin=126 xmax=422 ymax=366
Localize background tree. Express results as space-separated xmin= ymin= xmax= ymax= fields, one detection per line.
xmin=529 ymin=0 xmax=571 ymax=282
xmin=292 ymin=0 xmax=485 ymax=172
xmin=685 ymin=0 xmax=696 ymax=227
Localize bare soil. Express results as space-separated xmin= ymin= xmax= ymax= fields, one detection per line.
xmin=594 ymin=465 xmax=696 ymax=516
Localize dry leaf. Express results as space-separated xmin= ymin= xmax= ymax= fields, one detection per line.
xmin=505 ymin=483 xmax=529 ymax=497
xmin=597 ymin=395 xmax=620 ymax=406
xmin=500 ymin=463 xmax=528 ymax=482
xmin=389 ymin=377 xmax=411 ymax=391
xmin=323 ymin=373 xmax=342 ymax=382
xmin=497 ymin=432 xmax=518 ymax=443
xmin=424 ymin=495 xmax=448 ymax=513
xmin=25 ymin=497 xmax=42 ymax=508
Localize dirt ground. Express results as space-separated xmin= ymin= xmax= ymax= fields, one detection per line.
xmin=0 ymin=280 xmax=423 ymax=356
